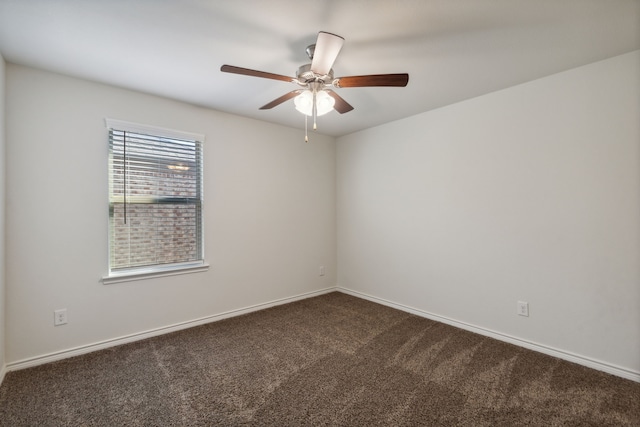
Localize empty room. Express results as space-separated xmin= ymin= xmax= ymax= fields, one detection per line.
xmin=0 ymin=0 xmax=638 ymax=425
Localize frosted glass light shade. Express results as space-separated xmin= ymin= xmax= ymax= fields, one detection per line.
xmin=294 ymin=90 xmax=335 ymax=116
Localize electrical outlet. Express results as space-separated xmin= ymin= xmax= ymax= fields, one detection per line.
xmin=319 ymin=266 xmax=325 ymax=276
xmin=54 ymin=309 xmax=68 ymax=326
xmin=517 ymin=301 xmax=529 ymax=317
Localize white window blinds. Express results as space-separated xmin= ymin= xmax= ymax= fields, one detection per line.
xmin=107 ymin=119 xmax=204 ymax=273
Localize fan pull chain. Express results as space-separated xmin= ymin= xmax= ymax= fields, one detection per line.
xmin=304 ymin=114 xmax=308 ymax=143
xmin=312 ymin=90 xmax=318 ymax=130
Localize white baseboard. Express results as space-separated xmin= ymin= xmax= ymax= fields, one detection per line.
xmin=6 ymin=287 xmax=337 ymax=373
xmin=337 ymin=287 xmax=640 ymax=383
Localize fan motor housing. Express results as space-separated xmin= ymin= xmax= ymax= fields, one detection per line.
xmin=297 ymin=64 xmax=333 ymax=84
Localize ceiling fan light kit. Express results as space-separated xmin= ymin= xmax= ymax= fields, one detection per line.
xmin=221 ymin=31 xmax=409 ymax=141
xmin=294 ymin=89 xmax=335 ymax=117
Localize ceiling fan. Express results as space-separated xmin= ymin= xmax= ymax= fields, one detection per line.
xmin=221 ymin=31 xmax=409 ymax=140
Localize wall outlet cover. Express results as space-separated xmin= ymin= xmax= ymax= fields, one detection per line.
xmin=54 ymin=309 xmax=68 ymax=326
xmin=517 ymin=301 xmax=529 ymax=317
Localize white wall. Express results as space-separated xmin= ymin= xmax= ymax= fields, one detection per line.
xmin=337 ymin=51 xmax=640 ymax=377
xmin=0 ymin=53 xmax=6 ymax=380
xmin=5 ymin=64 xmax=336 ymax=364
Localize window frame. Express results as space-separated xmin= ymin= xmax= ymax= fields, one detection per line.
xmin=102 ymin=118 xmax=208 ymax=284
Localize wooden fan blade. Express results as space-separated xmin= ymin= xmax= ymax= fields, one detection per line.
xmin=260 ymin=90 xmax=303 ymax=110
xmin=335 ymin=74 xmax=409 ymax=88
xmin=221 ymin=65 xmax=294 ymax=83
xmin=326 ymin=90 xmax=354 ymax=114
xmin=310 ymin=32 xmax=344 ymax=76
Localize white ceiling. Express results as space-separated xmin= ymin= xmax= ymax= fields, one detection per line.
xmin=0 ymin=0 xmax=638 ymax=137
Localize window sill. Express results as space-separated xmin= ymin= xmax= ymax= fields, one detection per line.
xmin=102 ymin=262 xmax=210 ymax=285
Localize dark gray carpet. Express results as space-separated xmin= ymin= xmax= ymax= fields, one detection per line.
xmin=0 ymin=292 xmax=638 ymax=426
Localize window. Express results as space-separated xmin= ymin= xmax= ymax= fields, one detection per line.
xmin=104 ymin=119 xmax=207 ymax=283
